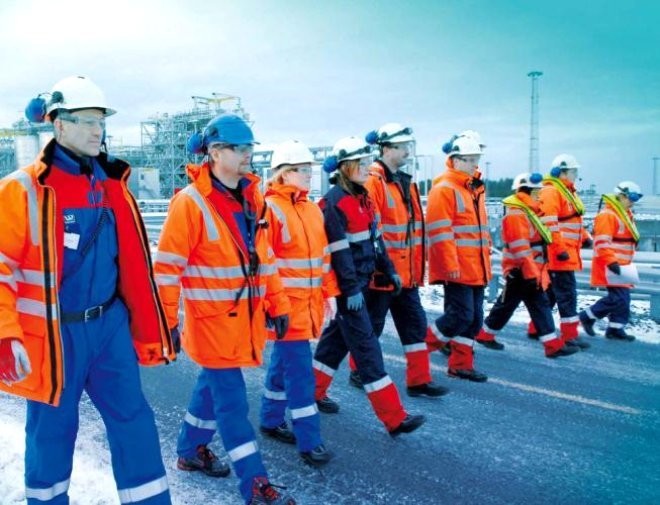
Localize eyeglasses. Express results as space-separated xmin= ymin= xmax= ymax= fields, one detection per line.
xmin=289 ymin=166 xmax=312 ymax=175
xmin=213 ymin=143 xmax=254 ymax=155
xmin=59 ymin=113 xmax=105 ymax=130
xmin=454 ymin=155 xmax=480 ymax=164
xmin=390 ymin=142 xmax=412 ymax=151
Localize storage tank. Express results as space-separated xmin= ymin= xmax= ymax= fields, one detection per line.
xmin=14 ymin=135 xmax=39 ymax=169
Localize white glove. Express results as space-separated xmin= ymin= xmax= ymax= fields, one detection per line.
xmin=0 ymin=339 xmax=32 ymax=385
xmin=323 ymin=297 xmax=337 ymax=324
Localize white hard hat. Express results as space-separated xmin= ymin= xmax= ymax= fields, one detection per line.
xmin=512 ymin=172 xmax=543 ymax=190
xmin=551 ymin=153 xmax=580 ymax=170
xmin=458 ymin=130 xmax=485 ymax=148
xmin=333 ymin=136 xmax=373 ymax=161
xmin=447 ymin=136 xmax=482 ymax=158
xmin=270 ymin=140 xmax=314 ymax=170
xmin=614 ymin=181 xmax=643 ymax=201
xmin=376 ymin=123 xmax=414 ymax=144
xmin=47 ymin=76 xmax=115 ymax=117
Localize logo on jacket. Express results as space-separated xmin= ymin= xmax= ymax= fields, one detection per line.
xmin=64 ymin=214 xmax=76 ymax=224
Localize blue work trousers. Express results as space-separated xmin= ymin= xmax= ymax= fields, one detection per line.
xmin=589 ymin=287 xmax=631 ymax=326
xmin=434 ymin=283 xmax=485 ymax=340
xmin=177 ymin=367 xmax=266 ymax=503
xmin=25 ymin=300 xmax=170 ymax=505
xmin=366 ymin=287 xmax=427 ymax=343
xmin=260 ymin=341 xmax=322 ymax=452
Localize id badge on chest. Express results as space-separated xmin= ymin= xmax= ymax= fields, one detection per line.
xmin=63 ymin=213 xmax=81 ymax=250
xmin=64 ymin=232 xmax=80 ymax=250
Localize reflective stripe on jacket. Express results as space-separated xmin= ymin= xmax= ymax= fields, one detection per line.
xmin=364 ymin=160 xmax=425 ymax=289
xmin=320 ymin=183 xmax=395 ymax=297
xmin=426 ymin=163 xmax=492 ymax=286
xmin=154 ymin=164 xmax=290 ymax=368
xmin=501 ymin=192 xmax=549 ymax=289
xmin=591 ymin=202 xmax=637 ymax=287
xmin=265 ymin=183 xmax=339 ymax=340
xmin=0 ymin=140 xmax=174 ymax=406
xmin=538 ymin=181 xmax=587 ymax=271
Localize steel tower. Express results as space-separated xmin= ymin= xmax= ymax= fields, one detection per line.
xmin=527 ymin=71 xmax=543 ymax=172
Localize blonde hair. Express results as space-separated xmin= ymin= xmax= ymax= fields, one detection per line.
xmin=267 ymin=165 xmax=292 ymax=187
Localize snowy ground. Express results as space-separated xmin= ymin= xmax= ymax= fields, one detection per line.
xmin=1 ymin=286 xmax=658 ymax=504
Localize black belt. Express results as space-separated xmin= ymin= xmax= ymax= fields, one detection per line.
xmin=60 ymin=295 xmax=117 ymax=324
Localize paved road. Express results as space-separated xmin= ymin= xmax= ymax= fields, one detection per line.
xmin=141 ymin=315 xmax=660 ymax=505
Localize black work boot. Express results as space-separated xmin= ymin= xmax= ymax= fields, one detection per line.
xmin=389 ymin=414 xmax=426 ymax=437
xmin=605 ymin=328 xmax=635 ymax=341
xmin=177 ymin=444 xmax=231 ymax=478
xmin=316 ymin=396 xmax=340 ymax=414
xmin=579 ymin=310 xmax=597 ymax=336
xmin=447 ymin=368 xmax=488 ymax=382
xmin=348 ymin=370 xmax=363 ymax=389
xmin=300 ymin=444 xmax=334 ymax=467
xmin=406 ymin=381 xmax=450 ymax=397
xmin=546 ymin=345 xmax=580 ymax=358
xmin=260 ymin=422 xmax=296 ymax=445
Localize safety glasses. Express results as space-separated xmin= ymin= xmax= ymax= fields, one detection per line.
xmin=213 ymin=143 xmax=254 ymax=155
xmin=59 ymin=113 xmax=105 ymax=130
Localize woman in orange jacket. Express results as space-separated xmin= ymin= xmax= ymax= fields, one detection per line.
xmin=154 ymin=114 xmax=296 ymax=505
xmin=425 ymin=134 xmax=491 ymax=382
xmin=258 ymin=140 xmax=340 ymax=467
xmin=579 ymin=182 xmax=642 ymax=341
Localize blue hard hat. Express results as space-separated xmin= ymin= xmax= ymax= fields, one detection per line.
xmin=187 ymin=114 xmax=256 ymax=155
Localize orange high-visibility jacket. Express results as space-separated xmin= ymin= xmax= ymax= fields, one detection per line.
xmin=538 ymin=181 xmax=587 ymax=271
xmin=265 ymin=183 xmax=339 ymax=340
xmin=365 ymin=160 xmax=425 ymax=289
xmin=501 ymin=192 xmax=550 ymax=289
xmin=155 ymin=164 xmax=290 ymax=368
xmin=426 ymin=164 xmax=492 ymax=286
xmin=591 ymin=202 xmax=637 ymax=287
xmin=0 ymin=142 xmax=174 ymax=406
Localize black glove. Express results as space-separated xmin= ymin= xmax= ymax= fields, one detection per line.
xmin=556 ymin=251 xmax=570 ymax=262
xmin=607 ymin=262 xmax=621 ymax=275
xmin=582 ymin=238 xmax=593 ymax=249
xmin=390 ymin=274 xmax=403 ymax=296
xmin=506 ymin=268 xmax=523 ymax=281
xmin=170 ymin=326 xmax=181 ymax=354
xmin=272 ymin=314 xmax=289 ymax=340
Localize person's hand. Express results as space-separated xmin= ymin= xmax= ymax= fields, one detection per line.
xmin=446 ymin=270 xmax=460 ymax=280
xmin=0 ymin=338 xmax=31 ymax=385
xmin=390 ymin=274 xmax=403 ymax=296
xmin=346 ymin=292 xmax=364 ymax=311
xmin=582 ymin=238 xmax=593 ymax=249
xmin=323 ymin=297 xmax=337 ymax=322
xmin=607 ymin=262 xmax=621 ymax=275
xmin=170 ymin=326 xmax=181 ymax=354
xmin=556 ymin=251 xmax=570 ymax=262
xmin=273 ymin=315 xmax=289 ymax=340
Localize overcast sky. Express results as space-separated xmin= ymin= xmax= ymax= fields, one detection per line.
xmin=1 ymin=0 xmax=659 ymax=193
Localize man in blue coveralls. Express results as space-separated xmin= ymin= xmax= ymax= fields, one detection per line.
xmin=0 ymin=76 xmax=175 ymax=504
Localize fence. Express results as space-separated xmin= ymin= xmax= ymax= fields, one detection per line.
xmin=142 ymin=210 xmax=660 ymax=322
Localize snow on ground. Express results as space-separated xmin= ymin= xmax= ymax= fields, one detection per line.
xmin=1 ymin=286 xmax=657 ymax=504
xmin=0 ymin=394 xmax=235 ymax=505
xmin=0 ymin=395 xmax=118 ymax=504
xmin=419 ymin=285 xmax=660 ymax=344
